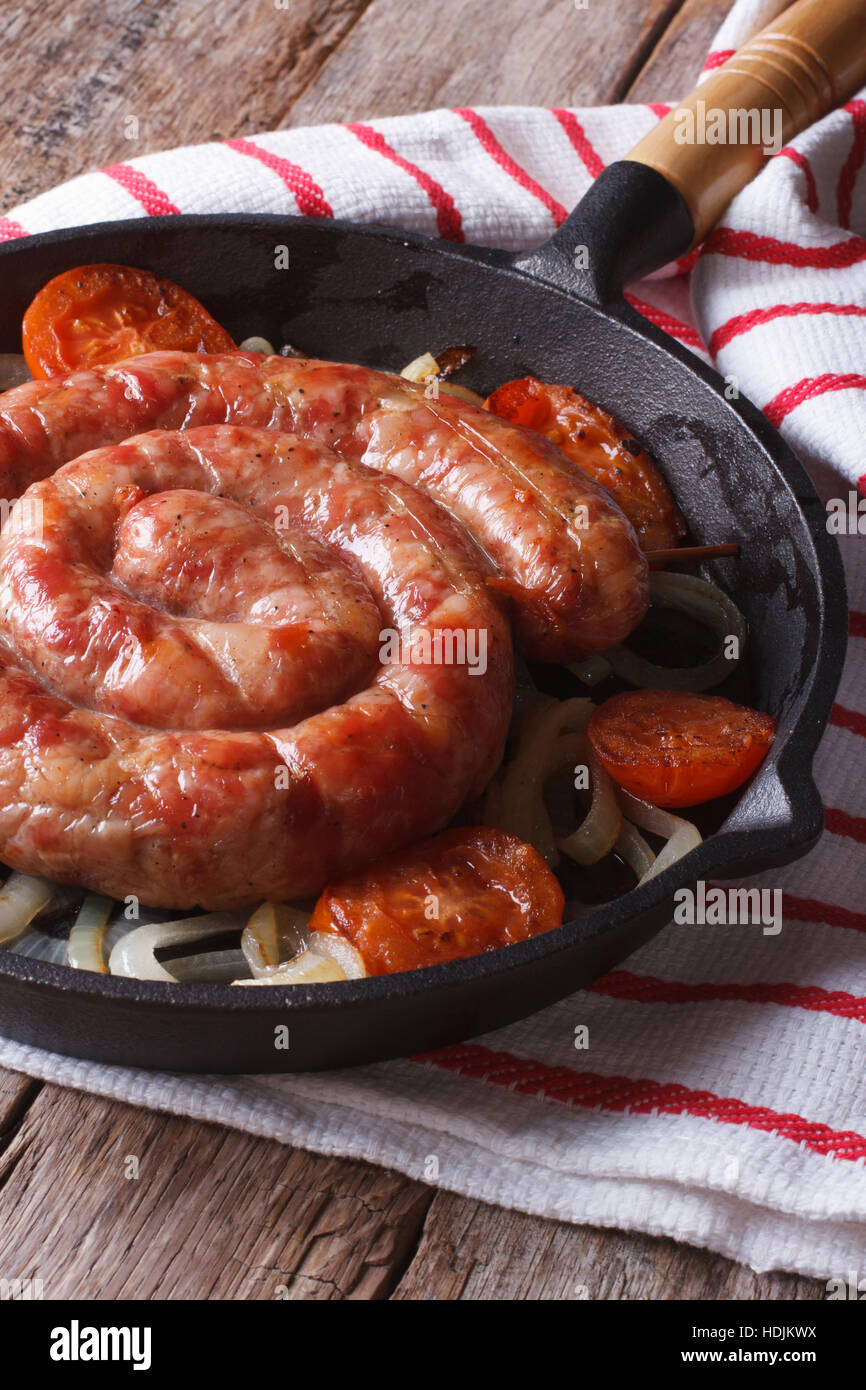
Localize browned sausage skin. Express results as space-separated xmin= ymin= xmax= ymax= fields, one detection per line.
xmin=0 ymin=425 xmax=513 ymax=908
xmin=0 ymin=351 xmax=649 ymax=661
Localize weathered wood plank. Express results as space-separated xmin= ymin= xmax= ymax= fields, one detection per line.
xmin=0 ymin=1067 xmax=41 ymax=1138
xmin=0 ymin=0 xmax=373 ymax=209
xmin=290 ymin=0 xmax=682 ymax=125
xmin=1 ymin=1069 xmax=825 ymax=1301
xmin=627 ymin=0 xmax=733 ymax=102
xmin=392 ymin=1191 xmax=827 ymax=1301
xmin=0 ymin=1082 xmax=432 ymax=1299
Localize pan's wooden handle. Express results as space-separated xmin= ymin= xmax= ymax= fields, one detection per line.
xmin=627 ymin=0 xmax=866 ymax=247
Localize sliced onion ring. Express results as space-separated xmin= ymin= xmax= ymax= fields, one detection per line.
xmin=614 ymin=788 xmax=702 ymax=883
xmin=400 ymin=351 xmax=440 ymax=384
xmin=606 ymin=572 xmax=746 ymax=692
xmin=241 ymin=901 xmax=310 ymax=978
xmin=558 ymin=747 xmax=622 ymax=867
xmin=67 ymin=893 xmax=114 ymax=973
xmin=400 ymin=350 xmax=485 ymax=406
xmin=0 ymin=873 xmax=54 ymax=946
xmin=234 ymin=931 xmax=366 ymax=985
xmin=615 ymin=820 xmax=656 ymax=880
xmin=108 ymin=912 xmax=245 ymax=981
xmin=492 ymin=697 xmax=593 ymax=863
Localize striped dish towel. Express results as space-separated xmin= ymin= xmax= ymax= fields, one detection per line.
xmin=1 ymin=0 xmax=865 ymax=1283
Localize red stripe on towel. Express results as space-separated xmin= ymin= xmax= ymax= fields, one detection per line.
xmin=550 ymin=108 xmax=605 ymax=178
xmin=415 ymin=1043 xmax=866 ymax=1161
xmin=779 ymin=147 xmax=819 ymax=214
xmin=703 ymin=49 xmax=736 ymax=71
xmin=710 ymin=300 xmax=866 ymax=355
xmin=455 ymin=107 xmax=568 ymax=226
xmin=625 ymin=292 xmax=705 ymax=349
xmin=703 ymin=226 xmax=866 ymax=268
xmin=102 ymin=165 xmax=180 ymax=216
xmin=763 ymin=373 xmax=866 ymax=427
xmin=224 ymin=138 xmax=334 ymax=219
xmin=346 ymin=123 xmax=462 ymax=241
xmin=0 ymin=218 xmax=27 ymax=241
xmin=591 ymin=970 xmax=866 ymax=1024
xmin=831 ymin=702 xmax=866 ymax=738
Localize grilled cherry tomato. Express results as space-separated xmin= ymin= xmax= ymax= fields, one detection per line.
xmin=309 ymin=826 xmax=564 ymax=976
xmin=22 ymin=263 xmax=235 ymax=378
xmin=588 ymin=690 xmax=775 ymax=808
xmin=485 ymin=377 xmax=686 ymax=551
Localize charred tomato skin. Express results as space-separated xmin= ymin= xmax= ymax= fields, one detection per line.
xmin=588 ymin=689 xmax=775 ymax=808
xmin=310 ymin=826 xmax=565 ymax=975
xmin=22 ymin=263 xmax=234 ymax=377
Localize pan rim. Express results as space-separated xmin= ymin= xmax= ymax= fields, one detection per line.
xmin=0 ymin=212 xmax=848 ymax=1015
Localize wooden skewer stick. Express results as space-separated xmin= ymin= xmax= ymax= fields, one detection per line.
xmin=645 ymin=542 xmax=739 ymax=566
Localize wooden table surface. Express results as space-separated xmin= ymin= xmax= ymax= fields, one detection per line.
xmin=0 ymin=0 xmax=827 ymax=1301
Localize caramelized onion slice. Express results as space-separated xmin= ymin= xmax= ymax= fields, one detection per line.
xmin=67 ymin=893 xmax=115 ymax=973
xmin=108 ymin=912 xmax=245 ymax=981
xmin=400 ymin=349 xmax=485 ymax=406
xmin=558 ymin=748 xmax=622 ymax=867
xmin=0 ymin=873 xmax=54 ymax=947
xmin=241 ymin=901 xmax=310 ymax=978
xmin=606 ymin=573 xmax=746 ymax=693
xmin=233 ymin=931 xmax=366 ymax=985
xmin=614 ymin=788 xmax=702 ymax=883
xmin=615 ymin=820 xmax=656 ymax=880
xmin=490 ymin=697 xmax=593 ymax=864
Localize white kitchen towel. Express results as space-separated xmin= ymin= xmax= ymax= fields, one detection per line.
xmin=1 ymin=0 xmax=865 ymax=1285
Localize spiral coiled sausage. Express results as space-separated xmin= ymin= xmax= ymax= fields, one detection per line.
xmin=0 ymin=351 xmax=649 ymax=661
xmin=0 ymin=425 xmax=513 ymax=907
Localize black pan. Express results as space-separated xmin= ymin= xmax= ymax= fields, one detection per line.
xmin=0 ymin=8 xmax=854 ymax=1071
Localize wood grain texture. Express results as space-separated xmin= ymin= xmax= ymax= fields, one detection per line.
xmin=392 ymin=1191 xmax=826 ymax=1300
xmin=0 ymin=0 xmax=373 ymax=209
xmin=627 ymin=0 xmax=733 ymax=101
xmin=0 ymin=1076 xmax=827 ymax=1300
xmin=289 ymin=0 xmax=680 ymax=125
xmin=0 ymin=1067 xmax=40 ymax=1138
xmin=0 ymin=1081 xmax=432 ymax=1299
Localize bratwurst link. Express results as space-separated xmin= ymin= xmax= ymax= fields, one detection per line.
xmin=0 ymin=426 xmax=513 ymax=908
xmin=0 ymin=351 xmax=649 ymax=661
